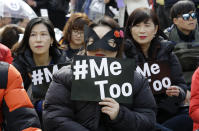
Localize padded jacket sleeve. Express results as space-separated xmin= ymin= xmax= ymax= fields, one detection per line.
xmin=2 ymin=64 xmax=41 ymax=131
xmin=43 ymin=66 xmax=90 ymax=131
xmin=190 ymin=67 xmax=199 ymax=122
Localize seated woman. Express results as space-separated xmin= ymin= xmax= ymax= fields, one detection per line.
xmin=59 ymin=13 xmax=91 ymax=59
xmin=12 ymin=17 xmax=67 ymax=128
xmin=43 ymin=16 xmax=157 ymax=131
xmin=12 ymin=17 xmax=67 ymax=90
xmin=124 ymin=7 xmax=192 ymax=131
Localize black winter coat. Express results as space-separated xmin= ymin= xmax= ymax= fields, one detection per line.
xmin=124 ymin=38 xmax=187 ymax=122
xmin=12 ymin=48 xmax=67 ymax=90
xmin=43 ymin=65 xmax=157 ymax=131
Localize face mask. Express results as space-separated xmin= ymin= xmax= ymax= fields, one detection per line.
xmin=84 ymin=25 xmax=124 ymax=51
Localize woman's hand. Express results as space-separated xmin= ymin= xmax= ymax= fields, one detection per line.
xmin=99 ymin=98 xmax=119 ymax=120
xmin=166 ymin=86 xmax=180 ymax=97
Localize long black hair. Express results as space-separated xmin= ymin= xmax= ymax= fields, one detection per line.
xmin=13 ymin=17 xmax=59 ymax=56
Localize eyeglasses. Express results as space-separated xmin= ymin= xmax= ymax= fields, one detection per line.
xmin=72 ymin=30 xmax=84 ymax=36
xmin=181 ymin=12 xmax=197 ymax=21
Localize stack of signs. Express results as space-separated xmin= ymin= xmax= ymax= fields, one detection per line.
xmin=71 ymin=55 xmax=135 ymax=104
xmin=31 ymin=63 xmax=69 ymax=99
xmin=136 ymin=61 xmax=171 ymax=94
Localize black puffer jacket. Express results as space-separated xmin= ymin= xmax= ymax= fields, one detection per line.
xmin=43 ymin=65 xmax=157 ymax=131
xmin=12 ymin=48 xmax=67 ymax=90
xmin=124 ymin=38 xmax=187 ymax=122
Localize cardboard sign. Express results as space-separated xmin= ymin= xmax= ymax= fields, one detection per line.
xmin=136 ymin=61 xmax=171 ymax=94
xmin=31 ymin=63 xmax=69 ymax=99
xmin=71 ymin=55 xmax=135 ymax=103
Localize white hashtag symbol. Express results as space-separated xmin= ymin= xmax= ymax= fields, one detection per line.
xmin=73 ymin=60 xmax=88 ymax=80
xmin=32 ymin=69 xmax=44 ymax=85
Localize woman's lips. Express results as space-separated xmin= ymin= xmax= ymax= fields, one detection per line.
xmin=139 ymin=36 xmax=147 ymax=39
xmin=95 ymin=54 xmax=105 ymax=56
xmin=35 ymin=46 xmax=43 ymax=48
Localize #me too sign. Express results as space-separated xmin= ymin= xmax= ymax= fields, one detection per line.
xmin=71 ymin=55 xmax=135 ymax=103
xmin=136 ymin=61 xmax=171 ymax=94
xmin=31 ymin=63 xmax=69 ymax=99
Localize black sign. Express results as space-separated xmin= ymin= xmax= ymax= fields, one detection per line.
xmin=71 ymin=55 xmax=135 ymax=103
xmin=31 ymin=63 xmax=69 ymax=99
xmin=136 ymin=61 xmax=171 ymax=94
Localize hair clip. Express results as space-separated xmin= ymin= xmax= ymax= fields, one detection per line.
xmin=114 ymin=30 xmax=120 ymax=38
xmin=114 ymin=30 xmax=124 ymax=38
xmin=119 ymin=30 xmax=124 ymax=38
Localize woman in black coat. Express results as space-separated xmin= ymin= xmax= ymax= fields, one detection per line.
xmin=43 ymin=16 xmax=157 ymax=131
xmin=12 ymin=17 xmax=67 ymax=91
xmin=12 ymin=17 xmax=67 ymax=128
xmin=124 ymin=7 xmax=191 ymax=131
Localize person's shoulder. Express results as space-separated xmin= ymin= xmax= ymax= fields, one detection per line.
xmin=0 ymin=43 xmax=11 ymax=56
xmin=12 ymin=53 xmax=27 ymax=70
xmin=164 ymin=24 xmax=175 ymax=35
xmin=8 ymin=64 xmax=20 ymax=78
xmin=134 ymin=71 xmax=147 ymax=85
xmin=53 ymin=64 xmax=72 ymax=84
xmin=0 ymin=43 xmax=9 ymax=50
xmin=193 ymin=67 xmax=199 ymax=77
xmin=6 ymin=64 xmax=23 ymax=90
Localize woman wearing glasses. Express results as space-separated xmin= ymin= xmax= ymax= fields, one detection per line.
xmin=59 ymin=13 xmax=91 ymax=59
xmin=124 ymin=7 xmax=192 ymax=131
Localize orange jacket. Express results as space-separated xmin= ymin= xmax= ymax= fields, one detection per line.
xmin=0 ymin=62 xmax=41 ymax=131
xmin=190 ymin=67 xmax=199 ymax=131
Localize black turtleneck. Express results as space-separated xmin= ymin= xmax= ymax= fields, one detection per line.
xmin=177 ymin=28 xmax=195 ymax=42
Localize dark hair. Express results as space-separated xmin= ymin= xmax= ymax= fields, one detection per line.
xmin=98 ymin=16 xmax=120 ymax=29
xmin=62 ymin=13 xmax=91 ymax=43
xmin=125 ymin=7 xmax=160 ymax=41
xmin=84 ymin=16 xmax=123 ymax=58
xmin=0 ymin=24 xmax=24 ymax=49
xmin=170 ymin=0 xmax=196 ymax=19
xmin=13 ymin=17 xmax=59 ymax=56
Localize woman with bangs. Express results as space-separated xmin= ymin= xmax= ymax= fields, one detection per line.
xmin=59 ymin=13 xmax=91 ymax=59
xmin=124 ymin=7 xmax=192 ymax=131
xmin=12 ymin=17 xmax=67 ymax=129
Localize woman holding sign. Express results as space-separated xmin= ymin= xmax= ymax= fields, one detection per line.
xmin=12 ymin=17 xmax=67 ymax=128
xmin=124 ymin=7 xmax=192 ymax=131
xmin=43 ymin=16 xmax=157 ymax=131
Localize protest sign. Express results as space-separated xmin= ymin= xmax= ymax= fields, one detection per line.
xmin=136 ymin=61 xmax=171 ymax=94
xmin=71 ymin=55 xmax=135 ymax=103
xmin=31 ymin=63 xmax=69 ymax=99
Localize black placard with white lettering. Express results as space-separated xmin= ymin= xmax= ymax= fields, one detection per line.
xmin=31 ymin=63 xmax=69 ymax=99
xmin=71 ymin=55 xmax=135 ymax=103
xmin=136 ymin=61 xmax=171 ymax=94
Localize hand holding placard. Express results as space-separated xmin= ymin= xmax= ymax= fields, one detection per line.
xmin=71 ymin=55 xmax=135 ymax=103
xmin=99 ymin=98 xmax=119 ymax=120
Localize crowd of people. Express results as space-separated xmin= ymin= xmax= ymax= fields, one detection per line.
xmin=1 ymin=0 xmax=199 ymax=131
